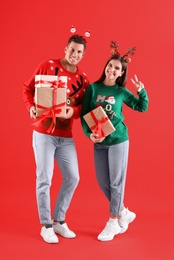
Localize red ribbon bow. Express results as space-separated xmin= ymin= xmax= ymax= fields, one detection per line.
xmin=35 ymin=79 xmax=66 ymax=88
xmin=90 ymin=110 xmax=108 ymax=138
xmin=32 ymin=102 xmax=66 ymax=133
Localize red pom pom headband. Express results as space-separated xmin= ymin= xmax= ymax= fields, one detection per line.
xmin=110 ymin=40 xmax=136 ymax=63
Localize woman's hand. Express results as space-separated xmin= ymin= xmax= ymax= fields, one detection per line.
xmin=90 ymin=133 xmax=105 ymax=143
xmin=131 ymin=75 xmax=145 ymax=92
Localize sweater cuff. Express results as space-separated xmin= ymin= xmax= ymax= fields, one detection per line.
xmin=72 ymin=105 xmax=82 ymax=119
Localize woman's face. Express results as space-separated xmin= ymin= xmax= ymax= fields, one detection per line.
xmin=105 ymin=59 xmax=124 ymax=82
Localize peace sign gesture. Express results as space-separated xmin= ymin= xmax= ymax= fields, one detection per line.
xmin=131 ymin=75 xmax=145 ymax=92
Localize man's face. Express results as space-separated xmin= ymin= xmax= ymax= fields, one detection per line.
xmin=64 ymin=41 xmax=85 ymax=65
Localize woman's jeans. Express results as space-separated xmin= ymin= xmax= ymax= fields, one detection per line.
xmin=94 ymin=140 xmax=129 ymax=216
xmin=32 ymin=130 xmax=79 ymax=225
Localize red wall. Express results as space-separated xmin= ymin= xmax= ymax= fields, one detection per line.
xmin=1 ymin=0 xmax=174 ymax=220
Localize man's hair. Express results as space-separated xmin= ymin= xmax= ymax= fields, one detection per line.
xmin=67 ymin=34 xmax=87 ymax=50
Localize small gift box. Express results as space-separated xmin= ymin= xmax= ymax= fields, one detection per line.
xmin=83 ymin=106 xmax=115 ymax=138
xmin=34 ymin=75 xmax=67 ymax=117
xmin=35 ymin=75 xmax=67 ymax=88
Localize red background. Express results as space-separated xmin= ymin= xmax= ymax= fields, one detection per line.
xmin=1 ymin=0 xmax=174 ymax=259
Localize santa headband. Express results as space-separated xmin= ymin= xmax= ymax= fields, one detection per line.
xmin=70 ymin=25 xmax=90 ymax=39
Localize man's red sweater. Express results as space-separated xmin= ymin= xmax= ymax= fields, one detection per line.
xmin=23 ymin=59 xmax=89 ymax=137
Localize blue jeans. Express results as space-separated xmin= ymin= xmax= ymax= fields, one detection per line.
xmin=32 ymin=130 xmax=79 ymax=225
xmin=94 ymin=140 xmax=129 ymax=216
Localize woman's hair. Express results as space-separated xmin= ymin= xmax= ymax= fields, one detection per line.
xmin=95 ymin=55 xmax=128 ymax=87
xmin=67 ymin=34 xmax=87 ymax=50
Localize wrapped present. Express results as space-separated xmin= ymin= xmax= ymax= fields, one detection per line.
xmin=34 ymin=74 xmax=67 ymax=117
xmin=34 ymin=87 xmax=66 ymax=117
xmin=83 ymin=106 xmax=116 ymax=138
xmin=33 ymin=75 xmax=67 ymax=133
xmin=35 ymin=75 xmax=67 ymax=88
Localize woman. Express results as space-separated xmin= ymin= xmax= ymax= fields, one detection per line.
xmin=81 ymin=43 xmax=149 ymax=242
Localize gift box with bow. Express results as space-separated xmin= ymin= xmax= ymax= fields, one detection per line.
xmin=83 ymin=106 xmax=115 ymax=138
xmin=34 ymin=75 xmax=67 ymax=118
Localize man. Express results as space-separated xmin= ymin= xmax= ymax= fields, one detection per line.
xmin=23 ymin=34 xmax=89 ymax=244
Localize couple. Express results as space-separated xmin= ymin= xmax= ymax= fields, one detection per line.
xmin=23 ymin=33 xmax=148 ymax=244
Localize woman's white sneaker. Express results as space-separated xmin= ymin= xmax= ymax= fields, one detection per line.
xmin=97 ymin=219 xmax=121 ymax=241
xmin=119 ymin=208 xmax=136 ymax=234
xmin=40 ymin=226 xmax=58 ymax=243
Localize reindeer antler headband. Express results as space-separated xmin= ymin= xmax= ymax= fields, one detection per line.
xmin=110 ymin=40 xmax=136 ymax=63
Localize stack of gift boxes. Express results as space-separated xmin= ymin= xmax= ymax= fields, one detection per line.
xmin=34 ymin=75 xmax=67 ymax=133
xmin=34 ymin=75 xmax=67 ymax=118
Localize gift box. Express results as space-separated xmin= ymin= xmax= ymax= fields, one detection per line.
xmin=34 ymin=87 xmax=67 ymax=117
xmin=34 ymin=75 xmax=67 ymax=117
xmin=83 ymin=106 xmax=116 ymax=138
xmin=35 ymin=75 xmax=67 ymax=88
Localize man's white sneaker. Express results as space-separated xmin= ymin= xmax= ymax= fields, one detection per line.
xmin=40 ymin=226 xmax=58 ymax=243
xmin=97 ymin=219 xmax=121 ymax=241
xmin=119 ymin=208 xmax=136 ymax=234
xmin=53 ymin=222 xmax=76 ymax=238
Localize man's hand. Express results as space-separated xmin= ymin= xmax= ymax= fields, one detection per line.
xmin=29 ymin=106 xmax=37 ymax=119
xmin=64 ymin=106 xmax=74 ymax=119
